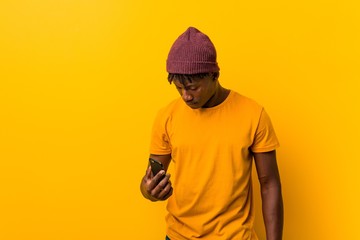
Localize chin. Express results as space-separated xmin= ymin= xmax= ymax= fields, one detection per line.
xmin=189 ymin=106 xmax=201 ymax=109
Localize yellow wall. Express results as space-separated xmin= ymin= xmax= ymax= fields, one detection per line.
xmin=1 ymin=0 xmax=359 ymax=239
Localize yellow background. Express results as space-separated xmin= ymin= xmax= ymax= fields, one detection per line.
xmin=1 ymin=0 xmax=359 ymax=239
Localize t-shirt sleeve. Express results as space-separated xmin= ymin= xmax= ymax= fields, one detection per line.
xmin=149 ymin=109 xmax=172 ymax=155
xmin=250 ymin=108 xmax=280 ymax=153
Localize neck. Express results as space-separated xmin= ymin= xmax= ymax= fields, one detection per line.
xmin=203 ymin=85 xmax=230 ymax=108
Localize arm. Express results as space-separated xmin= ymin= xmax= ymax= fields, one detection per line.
xmin=253 ymin=150 xmax=284 ymax=240
xmin=140 ymin=154 xmax=173 ymax=202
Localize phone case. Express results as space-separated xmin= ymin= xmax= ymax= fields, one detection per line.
xmin=149 ymin=158 xmax=164 ymax=176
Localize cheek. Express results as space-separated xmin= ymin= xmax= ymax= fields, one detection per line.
xmin=194 ymin=90 xmax=208 ymax=103
xmin=194 ymin=89 xmax=204 ymax=99
xmin=203 ymin=85 xmax=215 ymax=97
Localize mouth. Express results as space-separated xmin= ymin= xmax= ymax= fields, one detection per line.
xmin=185 ymin=101 xmax=196 ymax=106
xmin=186 ymin=102 xmax=200 ymax=108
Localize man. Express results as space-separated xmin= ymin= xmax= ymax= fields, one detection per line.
xmin=140 ymin=27 xmax=283 ymax=240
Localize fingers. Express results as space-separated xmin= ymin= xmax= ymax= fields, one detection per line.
xmin=149 ymin=173 xmax=173 ymax=200
xmin=143 ymin=168 xmax=173 ymax=201
xmin=147 ymin=170 xmax=165 ymax=190
xmin=158 ymin=180 xmax=173 ymax=200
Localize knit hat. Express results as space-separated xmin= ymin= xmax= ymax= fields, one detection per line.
xmin=166 ymin=27 xmax=220 ymax=74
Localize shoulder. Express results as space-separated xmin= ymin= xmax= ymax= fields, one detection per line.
xmin=229 ymin=90 xmax=264 ymax=114
xmin=154 ymin=98 xmax=184 ymax=121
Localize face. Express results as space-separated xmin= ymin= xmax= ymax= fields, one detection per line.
xmin=173 ymin=75 xmax=218 ymax=109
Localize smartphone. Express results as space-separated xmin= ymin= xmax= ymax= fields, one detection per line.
xmin=149 ymin=158 xmax=164 ymax=176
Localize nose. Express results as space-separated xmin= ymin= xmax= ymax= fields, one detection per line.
xmin=182 ymin=90 xmax=193 ymax=102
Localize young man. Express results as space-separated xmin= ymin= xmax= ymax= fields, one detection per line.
xmin=140 ymin=27 xmax=284 ymax=240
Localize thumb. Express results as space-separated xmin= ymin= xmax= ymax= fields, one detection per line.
xmin=145 ymin=166 xmax=152 ymax=179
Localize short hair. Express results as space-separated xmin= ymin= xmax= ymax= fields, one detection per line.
xmin=167 ymin=72 xmax=219 ymax=85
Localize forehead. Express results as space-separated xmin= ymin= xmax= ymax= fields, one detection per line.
xmin=173 ymin=76 xmax=210 ymax=87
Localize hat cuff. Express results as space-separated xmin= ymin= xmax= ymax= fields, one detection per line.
xmin=166 ymin=61 xmax=220 ymax=74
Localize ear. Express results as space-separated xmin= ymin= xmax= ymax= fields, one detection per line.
xmin=212 ymin=72 xmax=220 ymax=81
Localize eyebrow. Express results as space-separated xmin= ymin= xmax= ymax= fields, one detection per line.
xmin=174 ymin=80 xmax=199 ymax=87
xmin=175 ymin=83 xmax=198 ymax=89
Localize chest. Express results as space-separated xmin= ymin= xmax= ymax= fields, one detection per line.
xmin=167 ymin=109 xmax=256 ymax=154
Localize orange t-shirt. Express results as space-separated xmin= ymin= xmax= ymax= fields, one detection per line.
xmin=150 ymin=91 xmax=279 ymax=239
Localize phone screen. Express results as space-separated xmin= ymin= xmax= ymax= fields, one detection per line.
xmin=149 ymin=158 xmax=164 ymax=176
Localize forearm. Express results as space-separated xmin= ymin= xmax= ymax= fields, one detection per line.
xmin=261 ymin=180 xmax=284 ymax=240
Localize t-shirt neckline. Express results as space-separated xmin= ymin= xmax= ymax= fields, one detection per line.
xmin=191 ymin=90 xmax=234 ymax=113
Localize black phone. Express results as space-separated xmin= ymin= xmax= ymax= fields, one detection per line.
xmin=149 ymin=158 xmax=164 ymax=176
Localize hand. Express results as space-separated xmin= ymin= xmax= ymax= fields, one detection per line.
xmin=141 ymin=166 xmax=173 ymax=201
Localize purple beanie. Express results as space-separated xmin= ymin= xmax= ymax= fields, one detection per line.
xmin=166 ymin=27 xmax=220 ymax=74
